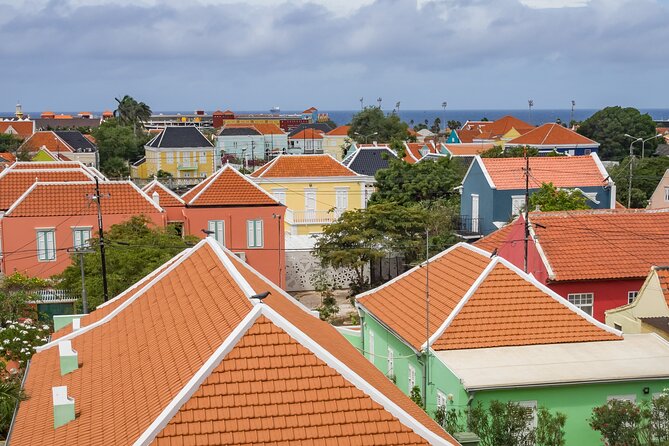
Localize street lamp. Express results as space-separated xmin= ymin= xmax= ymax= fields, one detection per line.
xmin=354 ymin=131 xmax=378 ymax=144
xmin=528 ymin=99 xmax=534 ymax=124
xmin=623 ymin=135 xmax=642 ymax=208
xmin=625 ymin=133 xmax=662 ymax=159
xmin=441 ymin=101 xmax=447 ymax=135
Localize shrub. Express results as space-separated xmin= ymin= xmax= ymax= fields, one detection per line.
xmin=589 ymin=399 xmax=641 ymax=446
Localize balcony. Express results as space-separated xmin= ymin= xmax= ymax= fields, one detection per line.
xmin=285 ymin=209 xmax=341 ymax=225
xmin=452 ymin=215 xmax=484 ymax=239
xmin=177 ymin=163 xmax=198 ymax=171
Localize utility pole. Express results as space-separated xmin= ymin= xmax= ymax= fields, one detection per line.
xmin=273 ymin=213 xmax=283 ymax=289
xmin=528 ymin=99 xmax=534 ymax=125
xmin=250 ymin=139 xmax=255 ymax=172
xmin=628 ymin=141 xmax=635 ymax=208
xmin=524 ymin=147 xmax=530 ymax=273
xmin=360 ymin=97 xmax=364 ymax=110
xmin=90 ymin=177 xmax=109 ymax=302
xmin=570 ymin=100 xmax=576 ymax=126
xmin=67 ymin=247 xmax=93 ymax=314
xmin=423 ymin=228 xmax=430 ymax=406
xmin=377 ymin=97 xmax=382 ymax=109
xmin=395 ymin=101 xmax=400 ymax=117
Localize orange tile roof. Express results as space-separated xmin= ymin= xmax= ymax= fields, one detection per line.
xmin=13 ymin=240 xmax=457 ymax=445
xmin=528 ymin=209 xmax=669 ymax=282
xmin=473 ymin=222 xmax=515 ymax=253
xmin=327 ymin=125 xmax=351 ymax=136
xmin=0 ymin=152 xmax=16 ymax=164
xmin=142 ymin=180 xmax=185 ymax=208
xmin=508 ymin=123 xmax=599 ymax=146
xmin=484 ymin=116 xmax=533 ymax=139
xmin=290 ymin=128 xmax=324 ymax=140
xmin=8 ymin=161 xmax=84 ymax=170
xmin=6 ymin=181 xmax=162 ymax=217
xmin=19 ymin=131 xmax=74 ymax=153
xmin=0 ymin=168 xmax=93 ymax=210
xmin=251 ymin=154 xmax=358 ymax=178
xmin=479 ymin=154 xmax=607 ymax=190
xmin=455 ymin=128 xmax=482 ymax=143
xmin=443 ymin=143 xmax=494 ymax=156
xmin=358 ymin=243 xmax=620 ymax=352
xmin=0 ymin=120 xmax=34 ymax=139
xmin=403 ymin=142 xmax=438 ymax=164
xmin=180 ymin=175 xmax=215 ymax=203
xmin=224 ymin=123 xmax=285 ymax=135
xmin=302 ymin=107 xmax=317 ymax=113
xmin=185 ymin=165 xmax=280 ymax=206
xmin=657 ymin=268 xmax=669 ymax=307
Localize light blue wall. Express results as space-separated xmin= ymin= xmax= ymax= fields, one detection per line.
xmin=216 ymin=134 xmax=288 ymax=158
xmin=460 ymin=161 xmax=497 ymax=235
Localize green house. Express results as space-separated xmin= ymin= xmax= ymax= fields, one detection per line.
xmin=346 ymin=243 xmax=669 ymax=446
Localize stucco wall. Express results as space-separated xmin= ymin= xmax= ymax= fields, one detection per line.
xmin=285 ymin=249 xmax=366 ymax=291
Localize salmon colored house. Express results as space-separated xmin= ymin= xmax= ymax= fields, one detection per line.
xmin=475 ymin=209 xmax=669 ymax=322
xmin=181 ymin=165 xmax=286 ymax=287
xmin=142 ymin=179 xmax=186 ymax=224
xmin=8 ymin=238 xmax=458 ymax=445
xmin=0 ymin=181 xmax=164 ymax=278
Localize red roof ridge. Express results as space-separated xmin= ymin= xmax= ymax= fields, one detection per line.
xmin=142 ymin=179 xmax=185 ymax=206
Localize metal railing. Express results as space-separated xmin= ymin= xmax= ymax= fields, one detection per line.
xmin=452 ymin=215 xmax=483 ymax=236
xmin=27 ymin=289 xmax=78 ymax=304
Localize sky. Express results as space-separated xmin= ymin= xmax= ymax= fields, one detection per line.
xmin=1 ymin=0 xmax=668 ymax=112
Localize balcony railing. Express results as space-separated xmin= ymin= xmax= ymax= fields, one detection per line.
xmin=26 ymin=289 xmax=78 ymax=304
xmin=452 ymin=215 xmax=484 ymax=238
xmin=177 ymin=163 xmax=198 ymax=171
xmin=285 ymin=209 xmax=341 ymax=225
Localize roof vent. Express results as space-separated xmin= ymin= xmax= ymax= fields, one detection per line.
xmin=52 ymin=386 xmax=75 ymax=428
xmin=152 ymin=190 xmax=160 ymax=207
xmin=58 ymin=340 xmax=78 ymax=375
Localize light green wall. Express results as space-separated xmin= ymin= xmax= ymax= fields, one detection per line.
xmin=336 ymin=327 xmax=363 ymax=351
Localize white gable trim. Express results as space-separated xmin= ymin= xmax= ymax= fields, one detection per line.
xmin=252 ymin=155 xmax=280 ymax=178
xmin=4 ymin=182 xmax=40 ymax=216
xmin=527 ymin=217 xmax=556 ymax=279
xmin=206 ymin=238 xmax=257 ymax=299
xmin=186 ymin=166 xmax=225 ymax=205
xmin=463 ymin=155 xmax=496 ymax=190
xmin=128 ymin=180 xmax=165 ymax=213
xmin=142 ymin=179 xmax=185 ymax=205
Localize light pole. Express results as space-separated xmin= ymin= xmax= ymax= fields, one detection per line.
xmin=624 ymin=135 xmax=642 ymax=208
xmin=354 ymin=131 xmax=378 ymax=144
xmin=377 ymin=97 xmax=382 ymax=109
xmin=441 ymin=101 xmax=447 ymax=135
xmin=360 ymin=97 xmax=364 ymax=110
xmin=528 ymin=99 xmax=534 ymax=124
xmin=625 ymin=133 xmax=663 ymax=159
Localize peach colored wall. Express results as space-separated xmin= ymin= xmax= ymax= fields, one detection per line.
xmin=162 ymin=205 xmax=186 ymax=223
xmin=183 ymin=205 xmax=286 ymax=287
xmin=1 ymin=213 xmax=165 ymax=279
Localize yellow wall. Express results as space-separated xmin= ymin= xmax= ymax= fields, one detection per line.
xmin=606 ymin=271 xmax=669 ymax=333
xmin=255 ymin=179 xmax=369 ymax=235
xmin=322 ymin=135 xmax=349 ymax=161
xmin=141 ymin=147 xmax=215 ymax=178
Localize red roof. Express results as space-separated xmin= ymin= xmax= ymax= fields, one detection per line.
xmin=19 ymin=131 xmax=74 ymax=153
xmin=0 ymin=152 xmax=16 ymax=164
xmin=403 ymin=142 xmax=438 ymax=164
xmin=11 ymin=239 xmax=456 ymax=445
xmin=0 ymin=168 xmax=93 ymax=210
xmin=527 ymin=209 xmax=669 ymax=282
xmin=224 ymin=123 xmax=285 ymax=135
xmin=251 ymin=154 xmax=358 ymax=178
xmin=442 ymin=143 xmax=494 ymax=156
xmin=184 ymin=165 xmax=280 ymax=206
xmin=507 ymin=123 xmax=599 ymax=147
xmin=8 ymin=161 xmax=84 ymax=170
xmin=327 ymin=125 xmax=351 ymax=136
xmin=5 ymin=181 xmax=162 ymax=217
xmin=289 ymin=128 xmax=324 ymax=140
xmin=302 ymin=107 xmax=317 ymax=113
xmin=657 ymin=268 xmax=669 ymax=307
xmin=478 ymin=154 xmax=607 ymax=190
xmin=358 ymin=243 xmax=620 ymax=352
xmin=473 ymin=222 xmax=514 ymax=253
xmin=483 ymin=116 xmax=533 ymax=139
xmin=0 ymin=120 xmax=34 ymax=139
xmin=142 ymin=180 xmax=185 ymax=208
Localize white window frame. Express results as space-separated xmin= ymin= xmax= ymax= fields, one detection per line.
xmin=665 ymin=187 xmax=669 ymax=202
xmin=36 ymin=229 xmax=56 ymax=262
xmin=166 ymin=151 xmax=174 ymax=164
xmin=387 ymin=346 xmax=394 ymax=377
xmin=199 ymin=151 xmax=207 ymax=164
xmin=304 ymin=188 xmax=316 ymax=214
xmin=436 ymin=390 xmax=448 ymax=409
xmin=628 ymin=291 xmax=638 ymax=304
xmin=568 ymin=292 xmax=594 ymax=316
xmin=335 ymin=187 xmax=349 ymax=216
xmin=368 ymin=330 xmax=375 ymax=363
xmin=272 ymin=188 xmax=287 ymax=205
xmin=72 ymin=227 xmax=92 ymax=250
xmin=511 ymin=195 xmax=526 ymax=217
xmin=408 ymin=364 xmax=416 ymax=390
xmin=608 ymin=394 xmax=637 ymax=403
xmin=247 ymin=219 xmax=263 ymax=248
xmin=207 ymin=220 xmax=225 ymax=247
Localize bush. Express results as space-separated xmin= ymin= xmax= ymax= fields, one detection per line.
xmin=589 ymin=399 xmax=641 ymax=446
xmin=0 ymin=320 xmax=50 ymax=368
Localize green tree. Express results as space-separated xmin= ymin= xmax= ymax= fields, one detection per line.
xmin=528 ymin=182 xmax=590 ymax=212
xmin=577 ymin=106 xmax=657 ymax=161
xmin=589 ymin=399 xmax=642 ymax=446
xmin=480 ymin=145 xmax=541 ymax=158
xmin=348 ymin=107 xmax=409 ymax=143
xmin=467 ymin=401 xmax=536 ymax=446
xmin=57 ymin=216 xmax=197 ymax=310
xmin=430 ymin=117 xmax=441 ymax=134
xmin=312 ymin=270 xmax=339 ymax=322
xmin=0 ymin=378 xmax=26 ymax=440
xmin=92 ymin=118 xmax=150 ymax=176
xmin=608 ymin=156 xmax=669 ymax=208
xmin=114 ymin=94 xmax=152 ymax=135
xmin=0 ymin=273 xmax=48 ymax=323
xmin=409 ymin=385 xmax=424 ymax=409
xmin=447 ymin=120 xmax=462 ymax=130
xmin=0 ymin=134 xmax=21 ymax=153
xmin=536 ymin=407 xmax=567 ymax=446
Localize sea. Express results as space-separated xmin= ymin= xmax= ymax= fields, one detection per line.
xmin=5 ymin=108 xmax=669 ymax=127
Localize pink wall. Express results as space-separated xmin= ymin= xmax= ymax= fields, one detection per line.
xmin=162 ymin=205 xmax=185 ymax=223
xmin=0 ymin=213 xmax=165 ymax=278
xmin=496 ymin=217 xmax=644 ymax=321
xmin=183 ymin=205 xmax=286 ymax=287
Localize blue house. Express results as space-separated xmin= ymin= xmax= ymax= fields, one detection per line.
xmin=460 ymin=153 xmax=615 ymax=235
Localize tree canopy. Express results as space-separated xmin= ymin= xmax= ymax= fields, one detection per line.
xmin=57 ymin=216 xmax=197 ymax=310
xmin=577 ymin=106 xmax=657 ymax=161
xmin=607 ymin=156 xmax=669 ymax=208
xmin=480 ymin=145 xmax=540 ymax=158
xmin=92 ymin=118 xmax=150 ymax=177
xmin=114 ymin=95 xmax=152 ymax=134
xmin=528 ymin=183 xmax=590 ymax=212
xmin=348 ymin=107 xmax=409 ymax=143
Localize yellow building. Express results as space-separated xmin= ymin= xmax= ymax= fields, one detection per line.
xmin=131 ymin=127 xmax=215 ymax=179
xmin=322 ymin=125 xmax=351 ymax=160
xmin=250 ymin=154 xmax=375 ymax=235
xmin=606 ymin=266 xmax=669 ymax=340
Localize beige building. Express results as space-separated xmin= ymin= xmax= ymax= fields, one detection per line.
xmin=606 ymin=266 xmax=669 ymax=340
xmin=322 ymin=125 xmax=351 ymax=160
xmin=647 ymin=169 xmax=669 ymax=209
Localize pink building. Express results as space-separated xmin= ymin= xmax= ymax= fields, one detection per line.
xmin=0 ymin=181 xmax=165 ymax=278
xmin=475 ymin=209 xmax=669 ymax=321
xmin=181 ymin=165 xmax=286 ymax=287
xmin=142 ymin=179 xmax=186 ymax=224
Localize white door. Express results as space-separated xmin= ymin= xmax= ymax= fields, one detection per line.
xmin=305 ymin=189 xmax=316 ymax=218
xmin=335 ymin=188 xmax=348 ymax=217
xmin=471 ymin=194 xmax=479 ymax=233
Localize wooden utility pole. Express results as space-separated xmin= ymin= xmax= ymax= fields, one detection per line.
xmin=91 ymin=177 xmax=109 ymax=302
xmin=524 ymin=147 xmax=530 ymax=273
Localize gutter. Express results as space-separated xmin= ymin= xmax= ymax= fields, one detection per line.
xmin=462 ymin=374 xmax=669 ymax=392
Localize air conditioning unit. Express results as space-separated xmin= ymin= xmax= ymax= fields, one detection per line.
xmin=233 ymin=251 xmax=247 ymax=262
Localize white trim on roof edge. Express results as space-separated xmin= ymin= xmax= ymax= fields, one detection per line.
xmin=527 ymin=216 xmax=556 ymax=280
xmin=421 ymin=258 xmax=498 ymax=350
xmin=4 ymin=182 xmax=40 ymax=216
xmin=128 ymin=180 xmax=165 ymax=213
xmin=206 ymin=238 xmax=257 ymax=299
xmin=36 ymin=239 xmax=207 ymax=352
xmin=142 ymin=179 xmax=185 ymax=205
xmin=189 ymin=164 xmax=282 ymax=206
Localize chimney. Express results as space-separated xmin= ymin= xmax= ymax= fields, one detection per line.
xmin=152 ymin=191 xmax=160 ymax=207
xmin=58 ymin=341 xmax=78 ymax=375
xmin=72 ymin=318 xmax=81 ymax=331
xmin=52 ymin=386 xmax=75 ymax=428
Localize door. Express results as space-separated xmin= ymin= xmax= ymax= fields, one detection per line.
xmin=304 ymin=189 xmax=316 ymax=219
xmin=471 ymin=194 xmax=479 ymax=233
xmin=335 ymin=188 xmax=348 ymax=218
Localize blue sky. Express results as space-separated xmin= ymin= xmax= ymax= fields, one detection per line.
xmin=1 ymin=0 xmax=668 ymax=112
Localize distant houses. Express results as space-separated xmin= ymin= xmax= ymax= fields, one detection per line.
xmin=20 ymin=131 xmax=98 ymax=167
xmin=506 ymin=123 xmax=600 ymax=155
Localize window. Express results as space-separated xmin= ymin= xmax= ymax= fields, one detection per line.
xmin=335 ymin=188 xmax=349 ymax=216
xmin=272 ymin=188 xmax=287 ymax=205
xmin=200 ymin=151 xmax=207 ymax=164
xmin=387 ymin=347 xmax=394 ymax=376
xmin=518 ymin=401 xmax=538 ymax=433
xmin=247 ymin=219 xmax=263 ymax=248
xmin=166 ymin=151 xmax=174 ymax=164
xmin=614 ymin=323 xmax=623 ymax=331
xmin=511 ymin=195 xmax=526 ymax=216
xmin=36 ymin=229 xmax=56 ymax=261
xmin=72 ymin=227 xmax=92 ymax=250
xmin=628 ymin=291 xmax=638 ymax=304
xmin=568 ymin=292 xmax=594 ymax=316
xmin=207 ymin=220 xmax=225 ymax=246
xmin=665 ymin=187 xmax=669 ymax=202
xmin=436 ymin=390 xmax=448 ymax=408
xmin=584 ymin=149 xmax=592 ymax=155
xmin=304 ymin=189 xmax=316 ymax=214
xmin=368 ymin=331 xmax=375 ymax=363
xmin=408 ymin=364 xmax=416 ymax=390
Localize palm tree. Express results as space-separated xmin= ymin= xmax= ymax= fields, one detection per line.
xmin=114 ymin=95 xmax=152 ymax=135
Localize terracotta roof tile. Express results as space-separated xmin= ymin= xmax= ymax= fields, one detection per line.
xmin=19 ymin=131 xmax=74 ymax=153
xmin=326 ymin=125 xmax=350 ymax=136
xmin=142 ymin=180 xmax=185 ymax=208
xmin=358 ymin=243 xmax=620 ymax=352
xmin=508 ymin=123 xmax=598 ymax=146
xmin=479 ymin=154 xmax=607 ymax=190
xmin=251 ymin=154 xmax=358 ymax=178
xmin=442 ymin=143 xmax=494 ymax=156
xmin=180 ymin=176 xmax=215 ymax=203
xmin=403 ymin=142 xmax=438 ymax=164
xmin=0 ymin=120 xmax=34 ymax=139
xmin=431 ymin=262 xmax=620 ymax=350
xmin=528 ymin=209 xmax=669 ymax=281
xmin=473 ymin=223 xmax=514 ymax=253
xmin=0 ymin=168 xmax=93 ymax=210
xmin=185 ymin=165 xmax=280 ymax=206
xmin=13 ymin=240 xmax=457 ymax=445
xmin=6 ymin=181 xmax=162 ymax=217
xmin=484 ymin=116 xmax=533 ymax=139
xmin=290 ymin=128 xmax=324 ymax=140
xmin=657 ymin=268 xmax=669 ymax=307
xmin=9 ymin=161 xmax=84 ymax=170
